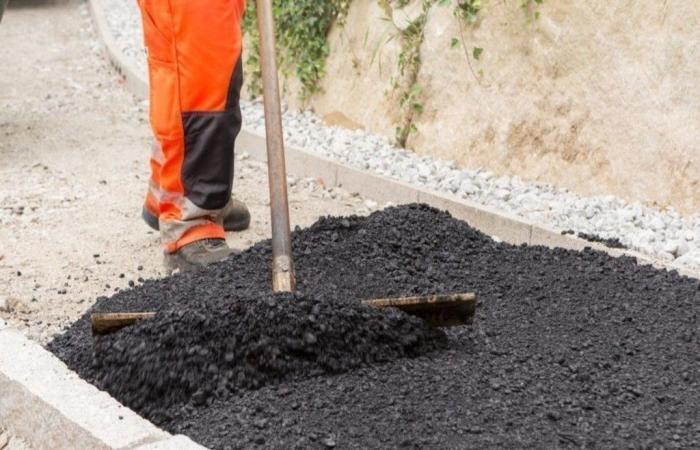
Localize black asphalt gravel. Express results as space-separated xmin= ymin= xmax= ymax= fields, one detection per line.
xmin=562 ymin=230 xmax=627 ymax=249
xmin=90 ymin=296 xmax=445 ymax=420
xmin=49 ymin=204 xmax=700 ymax=449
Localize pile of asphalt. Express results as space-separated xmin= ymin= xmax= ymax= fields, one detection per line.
xmin=49 ymin=205 xmax=700 ymax=449
xmin=93 ymin=296 xmax=444 ymax=420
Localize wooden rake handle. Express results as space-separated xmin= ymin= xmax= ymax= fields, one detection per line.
xmin=91 ymin=312 xmax=155 ymax=335
xmin=90 ymin=292 xmax=477 ymax=335
xmin=256 ymin=0 xmax=296 ymax=292
xmin=363 ymin=292 xmax=476 ymax=327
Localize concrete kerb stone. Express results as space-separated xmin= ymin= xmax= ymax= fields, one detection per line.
xmin=336 ymin=165 xmax=418 ymax=205
xmin=285 ymin=146 xmax=340 ymax=189
xmin=238 ymin=129 xmax=340 ymax=188
xmin=86 ymin=0 xmax=700 ymax=285
xmin=0 ymin=371 xmax=110 ymax=450
xmin=529 ymin=223 xmax=596 ymax=251
xmin=89 ymin=0 xmax=148 ymax=101
xmin=416 ymin=189 xmax=532 ymax=245
xmin=0 ymin=327 xmax=205 ymax=450
xmin=667 ymin=260 xmax=700 ymax=280
xmin=235 ymin=128 xmax=267 ymax=162
xmin=134 ymin=435 xmax=208 ymax=450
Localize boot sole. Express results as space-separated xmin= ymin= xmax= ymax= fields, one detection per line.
xmin=163 ymin=246 xmax=240 ymax=273
xmin=163 ymin=252 xmax=204 ymax=273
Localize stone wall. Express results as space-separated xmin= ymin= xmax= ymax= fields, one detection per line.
xmin=248 ymin=0 xmax=700 ymax=214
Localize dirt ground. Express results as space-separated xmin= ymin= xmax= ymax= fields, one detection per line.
xmin=0 ymin=0 xmax=368 ymax=343
xmin=0 ymin=427 xmax=30 ymax=450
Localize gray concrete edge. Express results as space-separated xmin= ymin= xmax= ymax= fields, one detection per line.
xmin=89 ymin=0 xmax=148 ymax=100
xmin=87 ymin=0 xmax=700 ymax=286
xmin=0 ymin=322 xmax=205 ymax=449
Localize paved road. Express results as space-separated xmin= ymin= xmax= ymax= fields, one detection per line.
xmin=0 ymin=0 xmax=365 ymax=342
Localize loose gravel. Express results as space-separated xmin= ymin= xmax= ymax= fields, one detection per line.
xmin=97 ymin=0 xmax=700 ymax=271
xmin=50 ymin=205 xmax=700 ymax=449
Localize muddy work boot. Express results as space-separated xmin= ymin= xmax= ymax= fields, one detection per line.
xmin=164 ymin=238 xmax=233 ymax=272
xmin=143 ymin=198 xmax=251 ymax=232
xmin=221 ymin=198 xmax=251 ymax=232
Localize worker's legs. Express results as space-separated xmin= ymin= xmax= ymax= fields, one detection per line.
xmin=137 ymin=0 xmax=245 ymax=256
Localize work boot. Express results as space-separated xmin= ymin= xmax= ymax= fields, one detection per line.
xmin=221 ymin=198 xmax=251 ymax=232
xmin=143 ymin=198 xmax=251 ymax=232
xmin=164 ymin=238 xmax=233 ymax=272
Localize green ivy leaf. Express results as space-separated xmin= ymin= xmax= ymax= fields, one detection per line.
xmin=472 ymin=47 xmax=483 ymax=60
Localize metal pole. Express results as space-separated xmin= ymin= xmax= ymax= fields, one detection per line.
xmin=255 ymin=0 xmax=296 ymax=292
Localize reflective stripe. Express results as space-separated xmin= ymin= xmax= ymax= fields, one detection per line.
xmin=159 ymin=197 xmax=228 ymax=252
xmin=148 ymin=180 xmax=183 ymax=206
xmin=164 ymin=223 xmax=226 ymax=253
xmin=150 ymin=140 xmax=165 ymax=164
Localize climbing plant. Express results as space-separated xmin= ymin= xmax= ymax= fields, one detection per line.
xmin=383 ymin=0 xmax=545 ymax=146
xmin=520 ymin=0 xmax=544 ymax=21
xmin=389 ymin=0 xmax=433 ymax=146
xmin=242 ymin=0 xmax=544 ymax=148
xmin=454 ymin=0 xmax=481 ymax=23
xmin=243 ymin=0 xmax=351 ymax=99
xmin=452 ymin=0 xmax=545 ymax=69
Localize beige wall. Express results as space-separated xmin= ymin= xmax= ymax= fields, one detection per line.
xmin=251 ymin=0 xmax=700 ymax=214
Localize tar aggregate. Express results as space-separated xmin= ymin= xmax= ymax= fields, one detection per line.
xmin=49 ymin=204 xmax=700 ymax=449
xmin=561 ymin=229 xmax=627 ymax=249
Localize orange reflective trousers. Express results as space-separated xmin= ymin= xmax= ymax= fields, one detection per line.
xmin=137 ymin=0 xmax=245 ymax=252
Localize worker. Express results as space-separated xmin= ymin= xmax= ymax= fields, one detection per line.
xmin=136 ymin=0 xmax=249 ymax=271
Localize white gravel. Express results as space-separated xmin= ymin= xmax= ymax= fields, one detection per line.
xmin=98 ymin=0 xmax=700 ymax=270
xmin=99 ymin=0 xmax=147 ymax=77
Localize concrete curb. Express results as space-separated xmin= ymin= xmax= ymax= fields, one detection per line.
xmin=0 ymin=320 xmax=205 ymax=450
xmin=89 ymin=0 xmax=148 ymax=100
xmin=87 ymin=0 xmax=700 ymax=284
